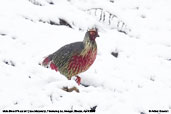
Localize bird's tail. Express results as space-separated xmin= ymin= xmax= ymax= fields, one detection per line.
xmin=42 ymin=54 xmax=53 ymax=66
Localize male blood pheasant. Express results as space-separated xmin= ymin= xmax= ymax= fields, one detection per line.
xmin=42 ymin=28 xmax=99 ymax=85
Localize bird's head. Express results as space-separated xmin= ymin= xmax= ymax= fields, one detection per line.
xmin=88 ymin=28 xmax=99 ymax=41
xmin=84 ymin=28 xmax=99 ymax=43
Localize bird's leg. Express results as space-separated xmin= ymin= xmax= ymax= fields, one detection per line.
xmin=50 ymin=62 xmax=58 ymax=72
xmin=75 ymin=76 xmax=81 ymax=85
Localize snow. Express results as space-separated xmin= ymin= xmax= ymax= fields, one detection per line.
xmin=0 ymin=0 xmax=171 ymax=113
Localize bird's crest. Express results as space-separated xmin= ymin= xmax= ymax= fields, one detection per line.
xmin=88 ymin=27 xmax=98 ymax=32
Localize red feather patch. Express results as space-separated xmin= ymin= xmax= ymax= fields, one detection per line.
xmin=50 ymin=62 xmax=58 ymax=72
xmin=42 ymin=57 xmax=51 ymax=65
xmin=67 ymin=49 xmax=97 ymax=75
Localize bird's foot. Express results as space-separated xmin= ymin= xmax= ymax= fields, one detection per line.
xmin=50 ymin=62 xmax=58 ymax=72
xmin=75 ymin=76 xmax=81 ymax=85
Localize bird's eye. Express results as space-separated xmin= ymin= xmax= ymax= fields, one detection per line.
xmin=89 ymin=31 xmax=96 ymax=36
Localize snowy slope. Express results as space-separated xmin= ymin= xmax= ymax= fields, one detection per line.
xmin=0 ymin=0 xmax=171 ymax=114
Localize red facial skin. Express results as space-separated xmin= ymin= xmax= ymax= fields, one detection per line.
xmin=89 ymin=31 xmax=99 ymax=40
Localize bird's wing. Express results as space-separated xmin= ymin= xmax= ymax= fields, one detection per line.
xmin=52 ymin=42 xmax=84 ymax=68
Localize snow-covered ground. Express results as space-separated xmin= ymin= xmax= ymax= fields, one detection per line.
xmin=0 ymin=0 xmax=171 ymax=113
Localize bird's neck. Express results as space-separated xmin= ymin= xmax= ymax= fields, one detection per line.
xmin=82 ymin=38 xmax=97 ymax=56
xmin=83 ymin=38 xmax=96 ymax=49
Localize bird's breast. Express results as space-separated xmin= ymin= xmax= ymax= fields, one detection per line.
xmin=67 ymin=49 xmax=97 ymax=76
